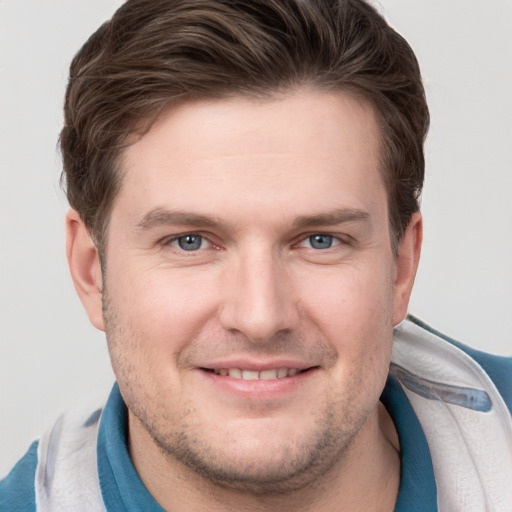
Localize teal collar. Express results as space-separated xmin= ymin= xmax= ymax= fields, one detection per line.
xmin=97 ymin=378 xmax=437 ymax=511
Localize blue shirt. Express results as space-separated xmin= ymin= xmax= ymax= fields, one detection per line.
xmin=0 ymin=378 xmax=439 ymax=511
xmin=2 ymin=320 xmax=511 ymax=511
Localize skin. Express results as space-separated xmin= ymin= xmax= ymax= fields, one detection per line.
xmin=67 ymin=88 xmax=422 ymax=511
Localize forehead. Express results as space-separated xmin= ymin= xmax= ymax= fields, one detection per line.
xmin=130 ymin=89 xmax=381 ymax=166
xmin=116 ymin=89 xmax=386 ymax=228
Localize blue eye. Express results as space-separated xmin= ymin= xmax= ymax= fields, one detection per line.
xmin=308 ymin=234 xmax=334 ymax=249
xmin=175 ymin=234 xmax=204 ymax=251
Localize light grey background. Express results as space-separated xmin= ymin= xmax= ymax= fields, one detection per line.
xmin=1 ymin=0 xmax=511 ymax=476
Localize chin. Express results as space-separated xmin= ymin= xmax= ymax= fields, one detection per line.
xmin=145 ymin=407 xmax=362 ymax=495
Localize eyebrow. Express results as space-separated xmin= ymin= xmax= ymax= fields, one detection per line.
xmin=136 ymin=208 xmax=226 ymax=230
xmin=291 ymin=208 xmax=371 ymax=230
xmin=136 ymin=207 xmax=371 ymax=231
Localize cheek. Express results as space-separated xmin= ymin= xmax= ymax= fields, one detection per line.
xmin=296 ymin=261 xmax=395 ymax=391
xmin=107 ymin=266 xmax=222 ymax=355
xmin=298 ymin=262 xmax=395 ymax=339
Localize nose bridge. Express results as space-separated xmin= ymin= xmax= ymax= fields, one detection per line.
xmin=219 ymin=242 xmax=298 ymax=342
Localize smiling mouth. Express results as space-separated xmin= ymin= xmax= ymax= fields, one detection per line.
xmin=202 ymin=367 xmax=313 ymax=380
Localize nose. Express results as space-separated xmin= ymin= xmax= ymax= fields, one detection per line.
xmin=218 ymin=246 xmax=300 ymax=344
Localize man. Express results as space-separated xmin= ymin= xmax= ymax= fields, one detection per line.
xmin=1 ymin=0 xmax=511 ymax=510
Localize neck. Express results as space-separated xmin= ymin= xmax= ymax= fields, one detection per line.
xmin=128 ymin=401 xmax=400 ymax=512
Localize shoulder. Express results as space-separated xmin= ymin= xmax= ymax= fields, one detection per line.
xmin=408 ymin=315 xmax=512 ymax=415
xmin=0 ymin=406 xmax=105 ymax=512
xmin=392 ymin=316 xmax=512 ymax=509
xmin=0 ymin=441 xmax=39 ymax=512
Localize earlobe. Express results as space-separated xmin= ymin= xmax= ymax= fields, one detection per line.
xmin=66 ymin=209 xmax=105 ymax=331
xmin=392 ymin=212 xmax=422 ymax=326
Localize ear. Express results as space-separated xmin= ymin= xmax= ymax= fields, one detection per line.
xmin=66 ymin=209 xmax=105 ymax=331
xmin=392 ymin=212 xmax=422 ymax=326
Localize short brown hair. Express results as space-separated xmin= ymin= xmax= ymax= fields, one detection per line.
xmin=60 ymin=0 xmax=429 ymax=252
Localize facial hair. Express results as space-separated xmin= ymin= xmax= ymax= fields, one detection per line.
xmin=102 ymin=283 xmax=384 ymax=496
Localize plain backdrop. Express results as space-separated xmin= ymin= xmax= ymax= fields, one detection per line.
xmin=1 ymin=0 xmax=511 ymax=476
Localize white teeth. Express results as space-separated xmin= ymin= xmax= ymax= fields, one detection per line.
xmin=277 ymin=368 xmax=288 ymax=378
xmin=228 ymin=368 xmax=242 ymax=379
xmin=242 ymin=370 xmax=259 ymax=380
xmin=259 ymin=369 xmax=278 ymax=380
xmin=242 ymin=370 xmax=260 ymax=380
xmin=213 ymin=368 xmax=302 ymax=380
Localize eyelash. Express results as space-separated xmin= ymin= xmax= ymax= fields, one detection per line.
xmin=161 ymin=232 xmax=350 ymax=254
xmin=163 ymin=233 xmax=215 ymax=252
xmin=296 ymin=234 xmax=342 ymax=250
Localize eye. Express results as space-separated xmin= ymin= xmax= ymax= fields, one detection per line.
xmin=303 ymin=234 xmax=340 ymax=250
xmin=169 ymin=234 xmax=210 ymax=251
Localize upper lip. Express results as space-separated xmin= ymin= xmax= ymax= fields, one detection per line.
xmin=198 ymin=358 xmax=316 ymax=371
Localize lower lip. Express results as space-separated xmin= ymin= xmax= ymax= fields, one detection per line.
xmin=199 ymin=368 xmax=316 ymax=400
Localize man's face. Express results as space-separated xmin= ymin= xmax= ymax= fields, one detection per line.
xmin=76 ymin=89 xmax=418 ymax=491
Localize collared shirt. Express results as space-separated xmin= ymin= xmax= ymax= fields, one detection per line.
xmin=0 ymin=377 xmax=438 ymax=511
xmin=2 ymin=317 xmax=511 ymax=511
